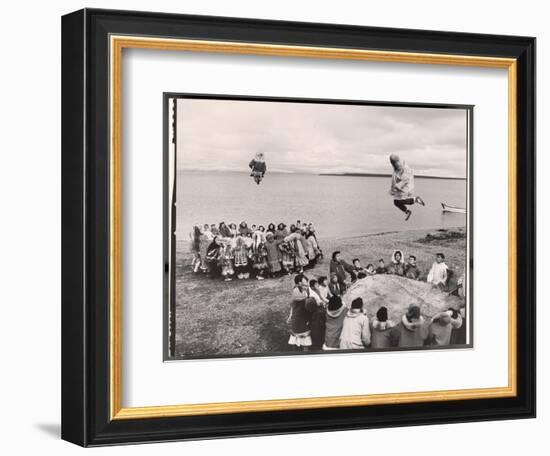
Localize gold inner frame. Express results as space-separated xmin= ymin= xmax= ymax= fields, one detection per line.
xmin=109 ymin=35 xmax=518 ymax=420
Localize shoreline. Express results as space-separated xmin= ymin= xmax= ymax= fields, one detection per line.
xmin=176 ymin=225 xmax=466 ymax=246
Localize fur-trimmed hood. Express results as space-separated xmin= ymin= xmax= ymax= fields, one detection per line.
xmin=391 ymin=250 xmax=405 ymax=264
xmin=372 ymin=318 xmax=396 ymax=331
xmin=326 ymin=305 xmax=346 ymax=319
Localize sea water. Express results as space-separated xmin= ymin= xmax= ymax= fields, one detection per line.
xmin=176 ymin=171 xmax=467 ymax=240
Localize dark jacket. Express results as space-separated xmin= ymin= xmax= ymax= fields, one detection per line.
xmin=405 ymin=263 xmax=420 ymax=280
xmin=330 ymin=259 xmax=354 ymax=285
xmin=249 ymin=159 xmax=266 ymax=174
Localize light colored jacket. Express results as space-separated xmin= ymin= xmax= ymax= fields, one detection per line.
xmin=340 ymin=310 xmax=371 ymax=349
xmin=390 ymin=162 xmax=415 ymax=199
xmin=427 ymin=262 xmax=448 ymax=285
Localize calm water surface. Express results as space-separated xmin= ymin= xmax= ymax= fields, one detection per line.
xmin=176 ymin=171 xmax=467 ymax=240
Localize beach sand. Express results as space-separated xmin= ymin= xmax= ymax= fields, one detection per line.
xmin=173 ymin=226 xmax=467 ymax=358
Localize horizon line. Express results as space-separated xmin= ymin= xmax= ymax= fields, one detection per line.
xmin=177 ymin=168 xmax=467 ymax=180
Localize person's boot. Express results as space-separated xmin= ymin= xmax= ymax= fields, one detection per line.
xmin=405 ymin=210 xmax=412 ymax=221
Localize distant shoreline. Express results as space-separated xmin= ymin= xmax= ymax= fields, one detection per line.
xmin=319 ymin=172 xmax=466 ymax=180
xmin=177 ymin=169 xmax=465 ymax=180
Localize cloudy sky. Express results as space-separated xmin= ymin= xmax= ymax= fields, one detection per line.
xmin=176 ymin=98 xmax=468 ymax=178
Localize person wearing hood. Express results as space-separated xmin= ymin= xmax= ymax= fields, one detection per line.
xmin=284 ymin=229 xmax=308 ymax=273
xmin=388 ymin=250 xmax=406 ymax=276
xmin=323 ymin=295 xmax=347 ymax=350
xmin=307 ymin=279 xmax=327 ymax=350
xmin=339 ymin=298 xmax=371 ymax=349
xmin=275 ymin=223 xmax=289 ymax=241
xmin=392 ymin=304 xmax=429 ymax=348
xmin=205 ymin=236 xmax=222 ymax=276
xmin=370 ymin=306 xmax=396 ymax=349
xmin=389 ymin=153 xmax=425 ymax=221
xmin=404 ymin=255 xmax=421 ymax=280
xmin=329 ymin=251 xmax=355 ymax=292
xmin=428 ymin=309 xmax=463 ymax=346
xmin=238 ymin=221 xmax=251 ymax=237
xmin=249 ymin=152 xmax=267 ymax=184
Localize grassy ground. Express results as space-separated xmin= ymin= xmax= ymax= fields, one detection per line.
xmin=174 ymin=226 xmax=467 ymax=358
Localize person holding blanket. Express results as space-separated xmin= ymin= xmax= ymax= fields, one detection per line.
xmin=323 ymin=295 xmax=347 ymax=350
xmin=284 ymin=230 xmax=309 ymax=273
xmin=340 ymin=298 xmax=371 ymax=349
xmin=370 ymin=306 xmax=396 ymax=349
xmin=389 ymin=153 xmax=425 ymax=221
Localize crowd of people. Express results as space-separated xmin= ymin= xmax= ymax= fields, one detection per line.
xmin=328 ymin=249 xmax=456 ymax=295
xmin=287 ymin=250 xmax=466 ymax=352
xmin=189 ymin=220 xmax=323 ymax=281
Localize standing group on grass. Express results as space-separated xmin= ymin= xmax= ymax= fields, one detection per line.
xmin=287 ymin=251 xmax=466 ymax=352
xmin=189 ymin=220 xmax=323 ymax=281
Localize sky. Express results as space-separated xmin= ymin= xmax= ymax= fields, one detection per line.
xmin=176 ymin=98 xmax=468 ymax=178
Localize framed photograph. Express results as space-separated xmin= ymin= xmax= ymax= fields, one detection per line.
xmin=62 ymin=8 xmax=536 ymax=446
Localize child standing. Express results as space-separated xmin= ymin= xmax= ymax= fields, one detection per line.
xmin=427 ymin=253 xmax=449 ymax=289
xmin=251 ymin=234 xmax=269 ymax=280
xmin=287 ymin=274 xmax=313 ymax=351
xmin=233 ymin=235 xmax=250 ymax=279
xmin=219 ymin=241 xmax=235 ymax=281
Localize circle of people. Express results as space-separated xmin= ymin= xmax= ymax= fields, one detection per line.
xmin=189 ymin=220 xmax=323 ymax=281
xmin=289 ymin=250 xmax=465 ymax=352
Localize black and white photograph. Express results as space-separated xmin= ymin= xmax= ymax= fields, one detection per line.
xmin=165 ymin=95 xmax=472 ymax=359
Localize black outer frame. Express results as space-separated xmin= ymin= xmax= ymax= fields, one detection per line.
xmin=61 ymin=8 xmax=536 ymax=447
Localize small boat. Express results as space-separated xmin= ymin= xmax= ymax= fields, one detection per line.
xmin=441 ymin=202 xmax=466 ymax=214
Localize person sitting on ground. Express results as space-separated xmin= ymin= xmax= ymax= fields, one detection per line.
xmin=351 ymin=258 xmax=366 ymax=282
xmin=388 ymin=250 xmax=405 ymax=276
xmin=391 ymin=304 xmax=428 ymax=348
xmin=370 ymin=306 xmax=396 ymax=349
xmin=427 ymin=309 xmax=463 ymax=346
xmin=404 ymin=255 xmax=421 ymax=280
xmin=287 ymin=274 xmax=313 ymax=351
xmin=366 ymin=264 xmax=376 ymax=276
xmin=376 ymin=259 xmax=388 ymax=274
xmin=389 ymin=153 xmax=426 ymax=221
xmin=323 ymin=295 xmax=347 ymax=350
xmin=427 ymin=252 xmax=449 ymax=289
xmin=329 ymin=251 xmax=355 ymax=292
xmin=339 ymin=298 xmax=371 ymax=349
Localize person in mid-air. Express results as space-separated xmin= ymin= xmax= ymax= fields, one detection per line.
xmin=249 ymin=152 xmax=267 ymax=185
xmin=389 ymin=153 xmax=425 ymax=220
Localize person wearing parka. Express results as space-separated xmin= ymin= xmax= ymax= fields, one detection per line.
xmin=339 ymin=298 xmax=371 ymax=349
xmin=391 ymin=304 xmax=429 ymax=348
xmin=329 ymin=251 xmax=355 ymax=291
xmin=370 ymin=306 xmax=397 ymax=349
xmin=323 ymin=295 xmax=347 ymax=350
xmin=387 ymin=250 xmax=406 ymax=276
xmin=287 ymin=274 xmax=314 ymax=350
xmin=427 ymin=310 xmax=463 ymax=346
